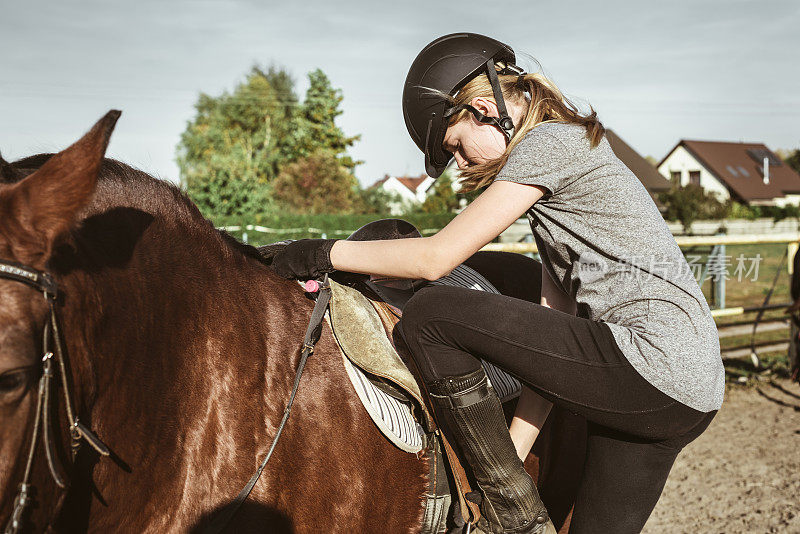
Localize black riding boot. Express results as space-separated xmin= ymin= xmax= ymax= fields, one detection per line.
xmin=427 ymin=368 xmax=550 ymax=534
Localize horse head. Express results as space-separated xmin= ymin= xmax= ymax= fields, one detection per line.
xmin=0 ymin=109 xmax=313 ymax=531
xmin=0 ymin=111 xmax=120 ymax=532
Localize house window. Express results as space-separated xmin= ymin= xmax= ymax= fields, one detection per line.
xmin=689 ymin=171 xmax=700 ymax=185
xmin=670 ymin=171 xmax=681 ymax=185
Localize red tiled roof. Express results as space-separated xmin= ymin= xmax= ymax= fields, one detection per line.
xmin=604 ymin=130 xmax=670 ymax=211
xmin=660 ymin=140 xmax=800 ymax=202
xmin=370 ymin=174 xmax=429 ymax=193
xmin=605 ymin=130 xmax=671 ymax=191
xmin=370 ymin=175 xmax=391 ymax=188
xmin=395 ymin=175 xmax=429 ymax=192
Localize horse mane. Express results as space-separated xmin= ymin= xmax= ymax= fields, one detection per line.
xmin=1 ymin=153 xmax=265 ymax=264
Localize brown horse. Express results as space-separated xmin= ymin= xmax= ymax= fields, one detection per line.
xmin=0 ymin=111 xmax=584 ymax=532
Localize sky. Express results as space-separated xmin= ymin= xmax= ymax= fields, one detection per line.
xmin=1 ymin=0 xmax=798 ymax=187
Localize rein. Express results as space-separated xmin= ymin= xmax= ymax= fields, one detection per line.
xmin=202 ymin=274 xmax=332 ymax=534
xmin=1 ymin=260 xmax=110 ymax=534
xmin=3 ymin=263 xmax=330 ymax=533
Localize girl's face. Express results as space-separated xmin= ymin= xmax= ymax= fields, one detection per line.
xmin=442 ymin=97 xmax=508 ymax=170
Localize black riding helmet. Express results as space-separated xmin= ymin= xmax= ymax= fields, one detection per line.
xmin=402 ymin=32 xmax=526 ymax=177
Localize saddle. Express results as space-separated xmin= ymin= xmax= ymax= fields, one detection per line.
xmin=321 ymin=219 xmax=523 ymax=533
xmin=327 ymin=271 xmax=524 ymax=443
xmin=260 ymin=219 xmax=525 ymax=532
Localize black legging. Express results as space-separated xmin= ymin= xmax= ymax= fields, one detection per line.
xmin=397 ymin=284 xmax=716 ymax=533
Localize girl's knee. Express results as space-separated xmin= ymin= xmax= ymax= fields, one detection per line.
xmin=399 ymin=285 xmax=456 ymax=337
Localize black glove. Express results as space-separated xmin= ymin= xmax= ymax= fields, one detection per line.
xmin=258 ymin=240 xmax=292 ymax=264
xmin=264 ymin=238 xmax=338 ymax=280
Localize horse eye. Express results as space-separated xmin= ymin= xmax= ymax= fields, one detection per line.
xmin=0 ymin=369 xmax=32 ymax=394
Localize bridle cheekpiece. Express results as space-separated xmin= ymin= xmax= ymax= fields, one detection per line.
xmin=1 ymin=259 xmax=109 ymax=534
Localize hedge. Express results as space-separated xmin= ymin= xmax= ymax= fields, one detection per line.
xmin=213 ymin=212 xmax=459 ymax=245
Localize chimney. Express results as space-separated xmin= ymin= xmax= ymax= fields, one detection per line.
xmin=763 ymin=157 xmax=770 ymax=184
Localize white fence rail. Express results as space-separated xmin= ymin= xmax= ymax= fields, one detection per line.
xmin=218 ymin=224 xmax=443 ymax=240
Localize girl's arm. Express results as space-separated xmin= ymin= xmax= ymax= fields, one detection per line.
xmin=508 ymin=263 xmax=575 ymax=461
xmin=329 ymin=180 xmax=546 ymax=280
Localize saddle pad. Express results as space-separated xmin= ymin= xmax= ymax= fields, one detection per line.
xmin=340 ymin=349 xmax=425 ymax=453
xmin=325 ymin=280 xmax=426 ymax=453
xmin=431 ymin=264 xmax=523 ymax=403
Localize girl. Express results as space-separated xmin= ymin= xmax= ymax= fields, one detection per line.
xmin=268 ymin=33 xmax=724 ymax=534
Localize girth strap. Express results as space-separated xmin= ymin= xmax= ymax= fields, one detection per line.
xmin=389 ymin=317 xmax=483 ymax=529
xmin=440 ymin=432 xmax=482 ymax=529
xmin=203 ymin=274 xmax=332 ymax=534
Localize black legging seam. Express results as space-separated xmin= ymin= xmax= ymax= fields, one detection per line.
xmin=417 ymin=314 xmax=631 ymax=368
xmin=502 ymin=371 xmax=679 ymax=416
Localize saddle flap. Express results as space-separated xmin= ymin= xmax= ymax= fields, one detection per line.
xmin=328 ymin=279 xmax=424 ymax=404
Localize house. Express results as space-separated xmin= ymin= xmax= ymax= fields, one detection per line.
xmin=658 ymin=140 xmax=800 ymax=207
xmin=370 ymin=174 xmax=435 ymax=214
xmin=605 ymin=129 xmax=672 ymax=212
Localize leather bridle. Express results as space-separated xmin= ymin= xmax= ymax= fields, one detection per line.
xmin=2 ymin=260 xmax=332 ymax=533
xmin=1 ymin=260 xmax=109 ymax=534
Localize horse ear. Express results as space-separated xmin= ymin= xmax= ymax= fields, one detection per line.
xmin=0 ymin=110 xmax=121 ymax=265
xmin=0 ymin=152 xmax=14 ymax=181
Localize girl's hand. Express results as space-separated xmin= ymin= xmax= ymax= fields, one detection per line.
xmin=264 ymin=239 xmax=338 ymax=280
xmin=258 ymin=240 xmax=293 ymax=265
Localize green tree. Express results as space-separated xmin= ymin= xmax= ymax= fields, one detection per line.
xmin=272 ymin=150 xmax=360 ymax=214
xmin=177 ymin=66 xmax=298 ymax=218
xmin=355 ymin=186 xmax=405 ymax=214
xmin=177 ymin=65 xmax=361 ymax=219
xmin=657 ymin=183 xmax=729 ymax=233
xmin=294 ymin=69 xmax=361 ymax=172
xmin=776 ymin=148 xmax=800 ymax=175
xmin=421 ymin=171 xmax=460 ymax=213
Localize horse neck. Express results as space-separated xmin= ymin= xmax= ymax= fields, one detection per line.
xmin=52 ymin=207 xmax=278 ymax=444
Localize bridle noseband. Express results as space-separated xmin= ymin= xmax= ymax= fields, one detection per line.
xmin=1 ymin=260 xmax=109 ymax=534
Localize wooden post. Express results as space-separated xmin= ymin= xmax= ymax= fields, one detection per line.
xmin=789 ymin=241 xmax=799 ymax=376
xmin=788 ymin=241 xmax=798 ymax=275
xmin=713 ymin=229 xmax=727 ymax=309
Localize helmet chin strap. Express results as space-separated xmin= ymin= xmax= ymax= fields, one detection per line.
xmin=443 ymin=59 xmax=525 ymax=144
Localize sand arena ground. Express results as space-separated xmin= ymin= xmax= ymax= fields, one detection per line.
xmin=642 ymin=377 xmax=800 ymax=533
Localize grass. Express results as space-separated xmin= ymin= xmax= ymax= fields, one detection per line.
xmin=695 ymin=242 xmax=791 ymax=310
xmin=723 ymin=351 xmax=793 ymax=387
xmin=686 ymin=242 xmax=796 ymax=386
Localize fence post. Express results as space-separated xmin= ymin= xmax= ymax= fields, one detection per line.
xmin=700 ymin=243 xmax=720 ymax=309
xmin=788 ymin=242 xmax=799 ymax=374
xmin=714 ymin=230 xmax=726 ymax=310
xmin=789 ymin=242 xmax=798 ymax=275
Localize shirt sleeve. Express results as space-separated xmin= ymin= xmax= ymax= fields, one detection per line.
xmin=494 ymin=126 xmax=573 ymax=198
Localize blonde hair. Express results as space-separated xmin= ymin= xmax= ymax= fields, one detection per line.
xmin=448 ymin=67 xmax=605 ymax=192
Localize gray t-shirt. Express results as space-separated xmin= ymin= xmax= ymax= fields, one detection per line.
xmin=495 ymin=122 xmax=724 ymax=412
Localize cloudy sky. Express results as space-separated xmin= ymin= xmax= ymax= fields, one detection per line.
xmin=2 ymin=0 xmax=798 ymax=187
